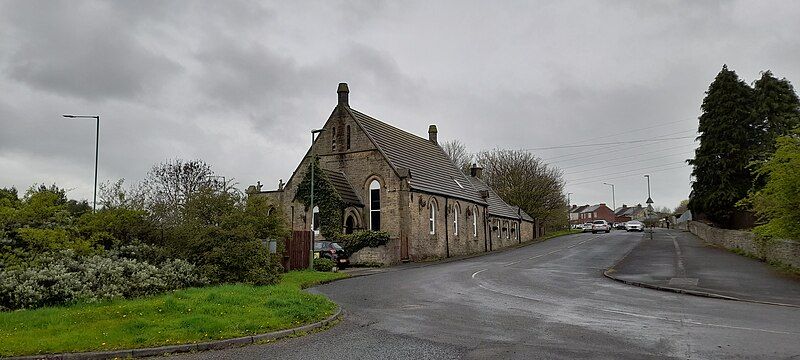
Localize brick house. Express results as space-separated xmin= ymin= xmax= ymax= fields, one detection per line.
xmin=253 ymin=83 xmax=538 ymax=265
xmin=576 ymin=203 xmax=615 ymax=224
xmin=569 ymin=205 xmax=589 ymax=225
xmin=613 ymin=204 xmax=647 ymax=222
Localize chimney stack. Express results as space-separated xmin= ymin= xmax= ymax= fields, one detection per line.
xmin=428 ymin=124 xmax=438 ymax=144
xmin=470 ymin=163 xmax=483 ymax=178
xmin=337 ymin=82 xmax=349 ymax=106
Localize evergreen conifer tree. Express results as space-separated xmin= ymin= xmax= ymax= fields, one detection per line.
xmin=688 ymin=65 xmax=756 ymax=225
xmin=752 ymin=70 xmax=800 ymax=159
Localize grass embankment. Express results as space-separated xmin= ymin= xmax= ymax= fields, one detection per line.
xmin=539 ymin=229 xmax=582 ymax=241
xmin=0 ymin=270 xmax=348 ymax=357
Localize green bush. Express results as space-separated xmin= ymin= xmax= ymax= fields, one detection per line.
xmin=334 ymin=230 xmax=390 ymax=255
xmin=0 ymin=250 xmax=206 ymax=311
xmin=313 ymin=258 xmax=336 ymax=272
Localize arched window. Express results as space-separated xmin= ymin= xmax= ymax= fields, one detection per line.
xmin=312 ymin=206 xmax=320 ymax=235
xmin=429 ymin=200 xmax=437 ymax=234
xmin=512 ymin=222 xmax=517 ymax=238
xmin=369 ymin=180 xmax=381 ymax=231
xmin=332 ymin=127 xmax=337 ymax=151
xmin=346 ymin=125 xmax=351 ymax=150
xmin=453 ymin=203 xmax=459 ymax=236
xmin=472 ymin=206 xmax=478 ymax=237
xmin=496 ymin=219 xmax=501 ymax=239
xmin=505 ymin=221 xmax=510 ymax=239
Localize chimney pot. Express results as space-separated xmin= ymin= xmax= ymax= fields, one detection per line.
xmin=337 ymin=83 xmax=349 ymax=106
xmin=428 ymin=124 xmax=438 ymax=144
xmin=470 ymin=163 xmax=483 ymax=179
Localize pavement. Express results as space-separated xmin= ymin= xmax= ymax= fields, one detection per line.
xmin=608 ymin=228 xmax=800 ymax=306
xmin=164 ymin=230 xmax=800 ymax=360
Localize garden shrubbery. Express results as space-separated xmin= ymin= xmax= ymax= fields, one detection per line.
xmin=313 ymin=258 xmax=336 ymax=272
xmin=334 ymin=230 xmax=390 ymax=255
xmin=0 ymin=160 xmax=288 ymax=311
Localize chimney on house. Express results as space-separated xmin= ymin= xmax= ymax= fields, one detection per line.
xmin=572 ymin=205 xmax=577 ymax=210
xmin=337 ymin=83 xmax=349 ymax=106
xmin=470 ymin=163 xmax=483 ymax=178
xmin=599 ymin=203 xmax=606 ymax=207
xmin=622 ymin=204 xmax=628 ymax=209
xmin=428 ymin=124 xmax=438 ymax=144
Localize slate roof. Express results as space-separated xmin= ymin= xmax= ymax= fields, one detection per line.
xmin=323 ymin=169 xmax=364 ymax=207
xmin=467 ymin=177 xmax=526 ymax=220
xmin=512 ymin=206 xmax=535 ymax=222
xmin=571 ymin=205 xmax=589 ymax=214
xmin=581 ymin=205 xmax=601 ymax=213
xmin=348 ymin=108 xmax=487 ymax=205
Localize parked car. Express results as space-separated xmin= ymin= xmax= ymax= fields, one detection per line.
xmin=614 ymin=222 xmax=626 ymax=230
xmin=582 ymin=222 xmax=594 ymax=232
xmin=591 ymin=220 xmax=611 ymax=233
xmin=625 ymin=220 xmax=644 ymax=232
xmin=313 ymin=241 xmax=349 ymax=267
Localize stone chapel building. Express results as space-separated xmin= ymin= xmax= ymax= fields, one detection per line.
xmin=253 ymin=83 xmax=541 ymax=265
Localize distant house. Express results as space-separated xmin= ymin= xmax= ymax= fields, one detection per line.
xmin=569 ymin=205 xmax=589 ymax=225
xmin=251 ymin=83 xmax=540 ymax=265
xmin=576 ymin=203 xmax=615 ymax=224
xmin=613 ymin=204 xmax=648 ymax=222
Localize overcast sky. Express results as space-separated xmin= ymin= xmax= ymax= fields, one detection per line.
xmin=2 ymin=1 xmax=799 ymax=212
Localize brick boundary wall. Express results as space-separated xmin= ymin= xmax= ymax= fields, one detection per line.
xmin=687 ymin=221 xmax=800 ymax=269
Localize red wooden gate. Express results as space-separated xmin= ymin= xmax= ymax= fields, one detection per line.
xmin=283 ymin=230 xmax=311 ymax=271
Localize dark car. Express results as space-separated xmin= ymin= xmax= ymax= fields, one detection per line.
xmin=314 ymin=241 xmax=349 ymax=267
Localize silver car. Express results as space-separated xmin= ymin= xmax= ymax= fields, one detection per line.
xmin=625 ymin=221 xmax=644 ymax=232
xmin=591 ymin=220 xmax=611 ymax=233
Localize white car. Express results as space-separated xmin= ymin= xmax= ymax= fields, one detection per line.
xmin=581 ymin=223 xmax=594 ymax=232
xmin=625 ymin=221 xmax=644 ymax=232
xmin=591 ymin=220 xmax=611 ymax=233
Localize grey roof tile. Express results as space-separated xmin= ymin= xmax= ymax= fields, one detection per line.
xmin=467 ymin=177 xmax=524 ymax=220
xmin=348 ymin=108 xmax=486 ymax=205
xmin=323 ymin=169 xmax=364 ymax=207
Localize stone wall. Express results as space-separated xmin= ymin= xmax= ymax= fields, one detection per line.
xmin=687 ymin=221 xmax=800 ymax=269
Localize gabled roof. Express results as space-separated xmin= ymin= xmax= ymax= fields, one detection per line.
xmin=581 ymin=205 xmax=602 ymax=213
xmin=467 ymin=177 xmax=524 ymax=220
xmin=347 ymin=107 xmax=486 ymax=205
xmin=571 ymin=205 xmax=589 ymax=214
xmin=322 ymin=169 xmax=364 ymax=207
xmin=511 ymin=206 xmax=535 ymax=222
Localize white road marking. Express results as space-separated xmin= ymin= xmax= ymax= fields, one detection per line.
xmin=471 ymin=269 xmax=487 ymax=279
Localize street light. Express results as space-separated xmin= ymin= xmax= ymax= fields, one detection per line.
xmin=63 ymin=114 xmax=100 ymax=211
xmin=644 ymin=174 xmax=653 ymax=209
xmin=602 ymin=182 xmax=615 ymax=210
xmin=309 ymin=128 xmax=326 ymax=270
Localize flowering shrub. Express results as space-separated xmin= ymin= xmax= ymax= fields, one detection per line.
xmin=0 ymin=250 xmax=206 ymax=311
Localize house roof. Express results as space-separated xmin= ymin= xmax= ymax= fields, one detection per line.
xmin=322 ymin=169 xmax=364 ymax=207
xmin=467 ymin=176 xmax=527 ymax=220
xmin=581 ymin=205 xmax=602 ymax=213
xmin=571 ymin=205 xmax=589 ymax=214
xmin=347 ymin=107 xmax=487 ymax=205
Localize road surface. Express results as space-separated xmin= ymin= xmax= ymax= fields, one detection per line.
xmin=168 ymin=230 xmax=800 ymax=359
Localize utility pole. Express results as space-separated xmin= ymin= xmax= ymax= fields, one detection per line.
xmin=566 ymin=192 xmax=572 ymax=228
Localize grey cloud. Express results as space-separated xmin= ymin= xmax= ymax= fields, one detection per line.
xmin=1 ymin=1 xmax=181 ymax=101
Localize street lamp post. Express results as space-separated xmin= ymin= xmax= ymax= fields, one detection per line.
xmin=602 ymin=182 xmax=615 ymax=211
xmin=644 ymin=174 xmax=653 ymax=208
xmin=309 ymin=128 xmax=325 ymax=270
xmin=63 ymin=114 xmax=100 ymax=211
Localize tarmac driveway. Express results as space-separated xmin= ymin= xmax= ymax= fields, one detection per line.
xmin=167 ymin=231 xmax=800 ymax=359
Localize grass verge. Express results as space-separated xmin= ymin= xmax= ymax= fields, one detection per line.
xmin=538 ymin=229 xmax=582 ymax=241
xmin=0 ymin=270 xmax=348 ymax=357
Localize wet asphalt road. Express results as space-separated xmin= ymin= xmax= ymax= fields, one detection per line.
xmin=167 ymin=231 xmax=800 ymax=359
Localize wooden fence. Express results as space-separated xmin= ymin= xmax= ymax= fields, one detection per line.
xmin=282 ymin=230 xmax=311 ymax=271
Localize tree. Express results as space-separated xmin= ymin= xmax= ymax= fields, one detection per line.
xmin=752 ymin=71 xmax=800 ymax=158
xmin=475 ymin=149 xmax=566 ymax=229
xmin=441 ymin=139 xmax=472 ymax=173
xmin=745 ymin=127 xmax=800 ymax=239
xmin=688 ymin=65 xmax=758 ymax=226
xmin=674 ymin=199 xmax=689 ymax=215
xmin=137 ymin=159 xmax=228 ymax=226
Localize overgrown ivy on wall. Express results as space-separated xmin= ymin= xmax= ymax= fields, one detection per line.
xmin=294 ymin=157 xmax=343 ymax=239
